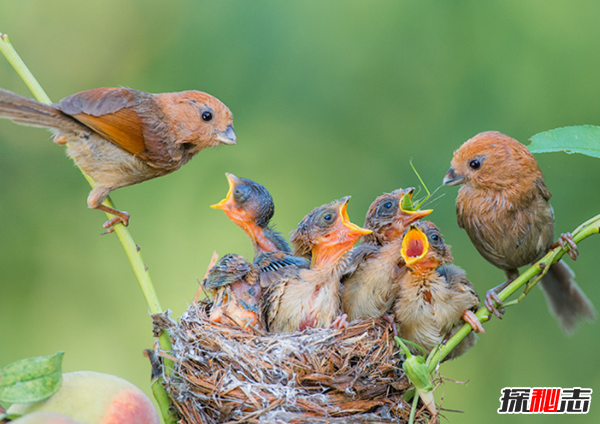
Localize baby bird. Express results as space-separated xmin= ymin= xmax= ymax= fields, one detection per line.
xmin=443 ymin=131 xmax=595 ymax=333
xmin=204 ymin=252 xmax=307 ymax=330
xmin=341 ymin=188 xmax=433 ymax=321
xmin=206 ymin=175 xmax=308 ymax=330
xmin=204 ymin=254 xmax=261 ymax=329
xmin=211 ymin=173 xmax=291 ymax=256
xmin=394 ymin=221 xmax=484 ymax=360
xmin=262 ymin=197 xmax=372 ymax=333
xmin=0 ymin=87 xmax=235 ymax=232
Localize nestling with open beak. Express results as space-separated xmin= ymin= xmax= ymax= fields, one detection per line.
xmin=395 ymin=221 xmax=484 ymax=359
xmin=211 ymin=173 xmax=291 ymax=256
xmin=206 ymin=176 xmax=309 ymax=330
xmin=341 ymin=188 xmax=433 ymax=321
xmin=443 ymin=131 xmax=595 ymax=333
xmin=0 ymin=87 xmax=235 ymax=232
xmin=262 ymin=197 xmax=372 ymax=333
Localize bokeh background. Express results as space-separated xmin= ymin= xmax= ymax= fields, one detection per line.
xmin=1 ymin=1 xmax=599 ymax=423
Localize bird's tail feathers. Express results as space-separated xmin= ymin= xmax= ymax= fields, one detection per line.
xmin=540 ymin=260 xmax=596 ymax=335
xmin=0 ymin=88 xmax=78 ymax=131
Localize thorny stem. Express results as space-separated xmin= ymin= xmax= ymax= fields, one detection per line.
xmin=426 ymin=213 xmax=600 ymax=372
xmin=1 ymin=32 xmax=176 ymax=423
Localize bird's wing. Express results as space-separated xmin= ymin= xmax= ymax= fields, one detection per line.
xmin=57 ymin=88 xmax=165 ymax=159
xmin=534 ymin=178 xmax=552 ymax=201
xmin=438 ymin=264 xmax=481 ymax=306
xmin=341 ymin=244 xmax=379 ymax=280
xmin=261 ymin=276 xmax=291 ymax=332
xmin=255 ymin=251 xmax=309 ymax=287
xmin=204 ymin=254 xmax=253 ymax=290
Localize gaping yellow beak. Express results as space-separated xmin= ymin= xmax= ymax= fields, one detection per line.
xmin=210 ymin=173 xmax=237 ymax=210
xmin=399 ymin=189 xmax=433 ymax=222
xmin=338 ymin=197 xmax=372 ymax=237
xmin=401 ymin=225 xmax=430 ymax=266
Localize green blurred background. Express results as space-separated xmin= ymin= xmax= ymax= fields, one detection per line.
xmin=1 ymin=1 xmax=599 ymax=422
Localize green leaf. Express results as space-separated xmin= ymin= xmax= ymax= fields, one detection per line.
xmin=529 ymin=125 xmax=600 ymax=158
xmin=0 ymin=352 xmax=64 ymax=403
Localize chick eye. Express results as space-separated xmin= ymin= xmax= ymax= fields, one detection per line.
xmin=469 ymin=159 xmax=481 ymax=170
xmin=201 ymin=111 xmax=213 ymax=122
xmin=384 ymin=201 xmax=393 ymax=209
xmin=430 ymin=234 xmax=440 ymax=242
xmin=324 ymin=214 xmax=333 ymax=222
xmin=233 ymin=185 xmax=250 ymax=204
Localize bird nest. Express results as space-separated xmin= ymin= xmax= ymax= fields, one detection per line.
xmin=152 ymin=302 xmax=434 ymax=424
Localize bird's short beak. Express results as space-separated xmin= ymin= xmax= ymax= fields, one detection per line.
xmin=442 ymin=168 xmax=464 ymax=186
xmin=215 ymin=125 xmax=237 ymax=145
xmin=401 ymin=225 xmax=430 ymax=266
xmin=211 ymin=172 xmax=238 ymax=210
xmin=338 ymin=196 xmax=373 ymax=238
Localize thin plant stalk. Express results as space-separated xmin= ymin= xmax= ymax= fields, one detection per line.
xmin=1 ymin=32 xmax=176 ymax=424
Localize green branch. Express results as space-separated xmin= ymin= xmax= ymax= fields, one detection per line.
xmin=427 ymin=213 xmax=600 ymax=372
xmin=1 ymin=32 xmax=176 ymax=424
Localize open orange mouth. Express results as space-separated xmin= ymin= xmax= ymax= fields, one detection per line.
xmin=210 ymin=172 xmax=237 ymax=210
xmin=401 ymin=226 xmax=429 ymax=266
xmin=339 ymin=198 xmax=372 ymax=237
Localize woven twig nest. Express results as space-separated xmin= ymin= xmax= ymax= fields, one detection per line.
xmin=153 ymin=302 xmax=433 ymax=423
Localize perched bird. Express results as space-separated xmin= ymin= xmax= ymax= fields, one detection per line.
xmin=443 ymin=131 xmax=595 ymax=333
xmin=0 ymin=87 xmax=235 ymax=232
xmin=204 ymin=252 xmax=307 ymax=331
xmin=394 ymin=221 xmax=484 ymax=359
xmin=262 ymin=196 xmax=372 ymax=333
xmin=341 ymin=188 xmax=433 ymax=321
xmin=211 ymin=173 xmax=291 ymax=256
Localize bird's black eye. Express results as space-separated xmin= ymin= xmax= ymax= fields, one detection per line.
xmin=201 ymin=111 xmax=213 ymax=122
xmin=233 ymin=185 xmax=251 ymax=204
xmin=319 ymin=211 xmax=336 ymax=226
xmin=378 ymin=199 xmax=396 ymax=216
xmin=430 ymin=234 xmax=440 ymax=242
xmin=469 ymin=159 xmax=481 ymax=170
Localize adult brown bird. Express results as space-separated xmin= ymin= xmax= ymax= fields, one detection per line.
xmin=443 ymin=131 xmax=595 ymax=334
xmin=0 ymin=87 xmax=235 ymax=232
xmin=394 ymin=221 xmax=484 ymax=359
xmin=262 ymin=196 xmax=372 ymax=333
xmin=211 ymin=173 xmax=291 ymax=256
xmin=341 ymin=188 xmax=433 ymax=321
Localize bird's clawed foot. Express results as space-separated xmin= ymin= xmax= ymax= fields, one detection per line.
xmin=484 ymin=289 xmax=505 ymax=319
xmin=331 ymin=313 xmax=349 ymax=331
xmin=100 ymin=211 xmax=130 ymax=235
xmin=462 ymin=310 xmax=485 ymax=334
xmin=557 ymin=232 xmax=579 ymax=261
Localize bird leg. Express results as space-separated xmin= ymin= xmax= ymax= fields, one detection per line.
xmin=331 ymin=313 xmax=349 ymax=331
xmin=462 ymin=310 xmax=485 ymax=334
xmin=551 ymin=232 xmax=579 ymax=261
xmin=384 ymin=313 xmax=399 ymax=337
xmin=87 ymin=187 xmax=129 ymax=234
xmin=97 ymin=204 xmax=130 ymax=234
xmin=484 ymin=280 xmax=511 ymax=319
